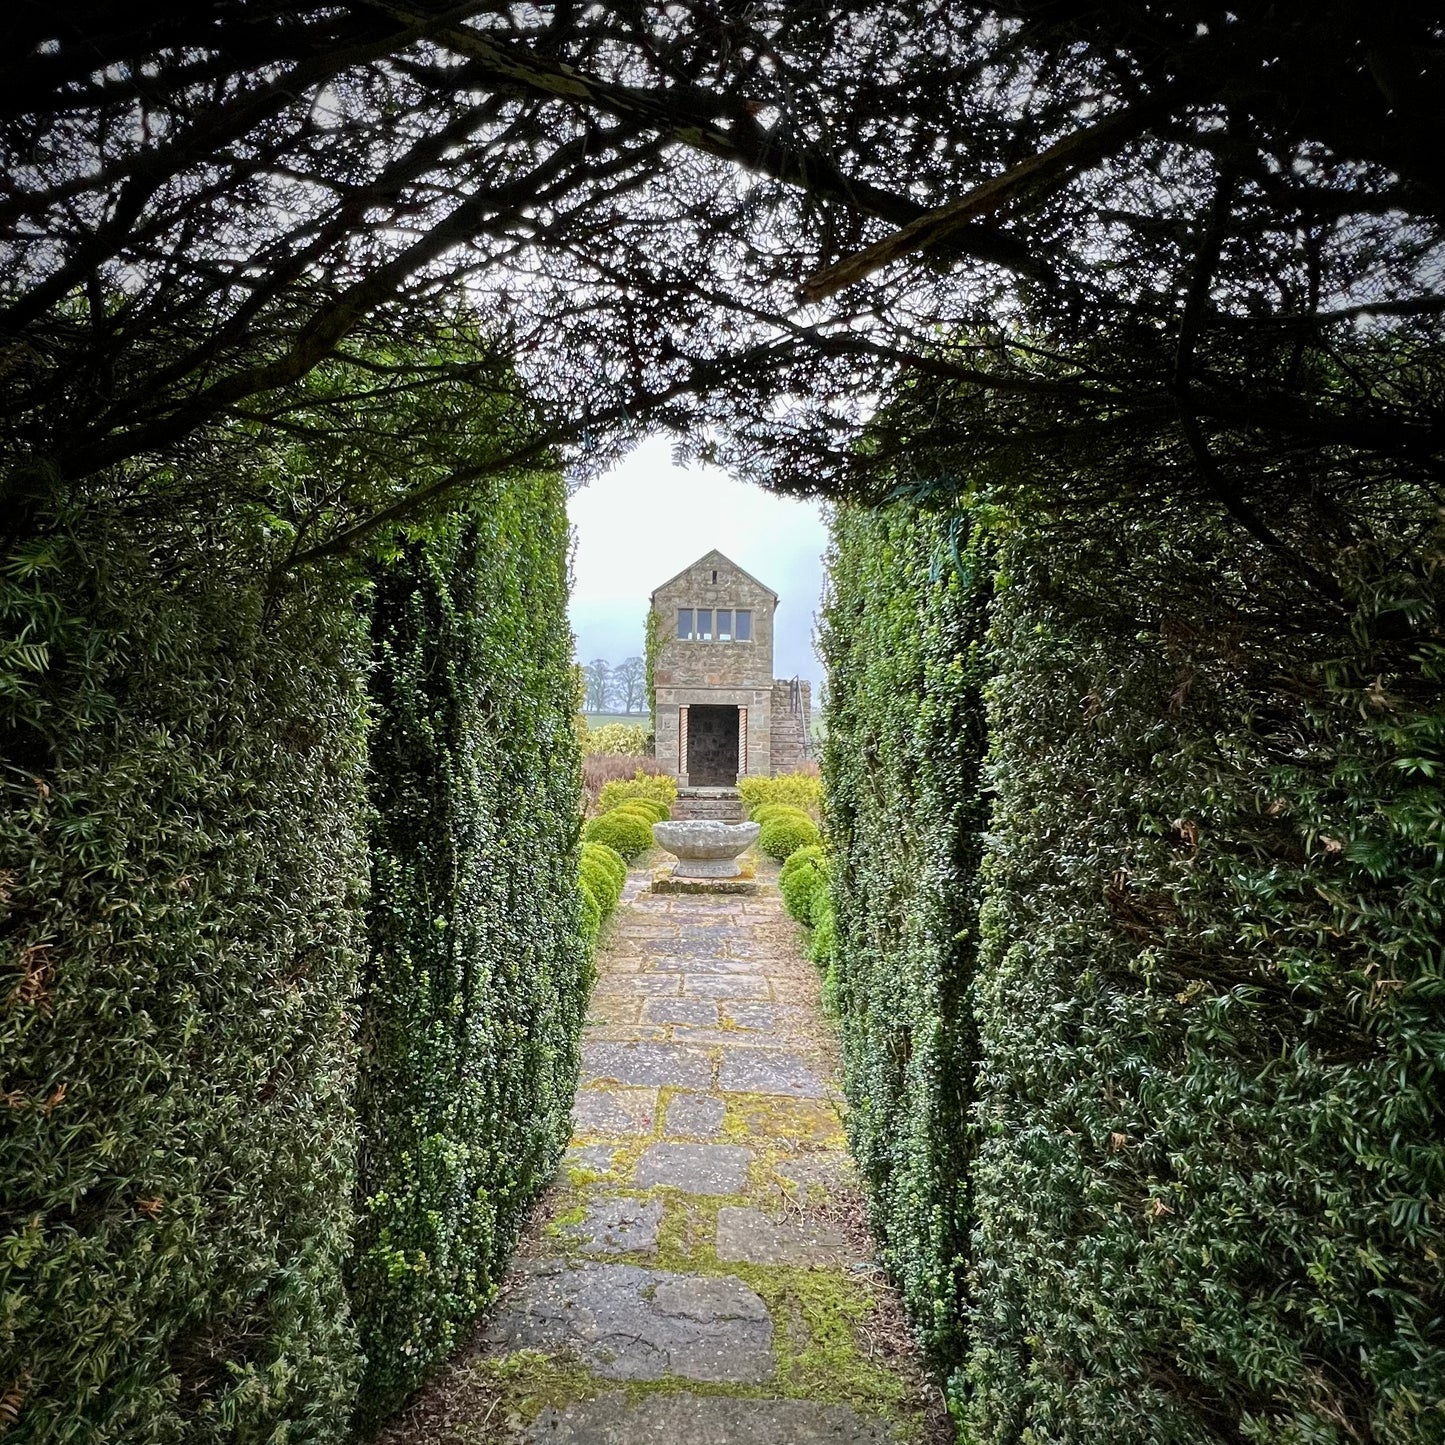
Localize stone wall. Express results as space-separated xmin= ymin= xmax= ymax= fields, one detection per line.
xmin=769 ymin=680 xmax=812 ymax=775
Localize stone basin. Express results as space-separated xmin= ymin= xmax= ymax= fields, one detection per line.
xmin=652 ymin=820 xmax=761 ymax=878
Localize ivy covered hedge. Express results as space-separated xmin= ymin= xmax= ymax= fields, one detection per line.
xmin=351 ymin=470 xmax=587 ymax=1425
xmin=1 ymin=509 xmax=368 ymax=1443
xmin=822 ymin=493 xmax=1445 ymax=1443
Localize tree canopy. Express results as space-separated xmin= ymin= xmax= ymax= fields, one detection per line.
xmin=2 ymin=2 xmax=1441 ymax=561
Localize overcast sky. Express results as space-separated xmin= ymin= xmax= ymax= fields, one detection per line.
xmin=568 ymin=436 xmax=828 ymax=686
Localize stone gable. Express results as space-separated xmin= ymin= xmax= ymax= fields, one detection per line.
xmin=649 ymin=550 xmax=810 ymax=783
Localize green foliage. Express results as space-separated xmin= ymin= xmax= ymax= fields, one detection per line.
xmin=740 ymin=771 xmax=824 ymax=819
xmin=819 ymin=500 xmax=991 ymax=1385
xmin=582 ymin=808 xmax=656 ymax=860
xmin=582 ymin=721 xmax=651 ymax=756
xmin=757 ymin=809 xmax=822 ymax=861
xmin=597 ymin=770 xmax=677 ymax=815
xmin=351 ymin=464 xmax=589 ymax=1425
xmin=580 ymin=841 xmax=627 ymax=913
xmin=962 ymin=515 xmax=1445 ymax=1445
xmin=644 ymin=605 xmax=663 ymax=734
xmin=823 ymin=480 xmax=1445 ymax=1443
xmin=610 ymin=798 xmax=669 ymax=826
xmin=751 ymin=802 xmax=809 ymax=829
xmin=0 ymin=509 xmax=368 ymax=1442
xmin=779 ymin=845 xmax=830 ymax=926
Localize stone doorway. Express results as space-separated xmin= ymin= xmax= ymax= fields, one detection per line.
xmin=686 ymin=705 xmax=739 ymax=786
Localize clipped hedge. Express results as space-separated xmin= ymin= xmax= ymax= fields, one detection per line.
xmin=739 ymin=771 xmax=823 ymax=819
xmin=581 ymin=841 xmax=627 ymax=912
xmin=961 ymin=515 xmax=1445 ymax=1445
xmin=597 ymin=771 xmax=676 ymax=815
xmin=779 ymin=845 xmax=829 ymax=927
xmin=757 ymin=809 xmax=821 ymax=861
xmin=819 ymin=500 xmax=991 ymax=1380
xmin=823 ymin=484 xmax=1445 ymax=1443
xmin=0 ymin=510 xmax=367 ymax=1443
xmin=583 ymin=808 xmax=655 ymax=860
xmin=611 ymin=798 xmax=669 ymax=826
xmin=351 ymin=468 xmax=589 ymax=1424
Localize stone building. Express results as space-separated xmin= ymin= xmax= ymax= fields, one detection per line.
xmin=649 ymin=549 xmax=812 ymax=788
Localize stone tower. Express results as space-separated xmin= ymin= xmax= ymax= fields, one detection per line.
xmin=649 ymin=549 xmax=812 ymax=788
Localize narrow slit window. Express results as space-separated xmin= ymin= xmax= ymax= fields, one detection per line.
xmin=716 ymin=609 xmax=732 ymax=641
xmin=734 ymin=609 xmax=752 ymax=641
xmin=677 ymin=608 xmax=693 ymax=640
xmin=696 ymin=608 xmax=712 ymax=640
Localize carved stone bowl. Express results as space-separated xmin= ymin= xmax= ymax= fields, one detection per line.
xmin=651 ymin=820 xmax=761 ymax=878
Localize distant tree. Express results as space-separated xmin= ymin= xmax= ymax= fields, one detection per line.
xmin=583 ymin=658 xmax=612 ymax=713
xmin=612 ymin=656 xmax=647 ymax=714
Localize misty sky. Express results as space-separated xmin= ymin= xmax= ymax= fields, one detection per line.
xmin=568 ymin=436 xmax=828 ymax=687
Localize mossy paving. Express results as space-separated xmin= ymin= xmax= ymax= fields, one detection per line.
xmin=375 ymin=858 xmax=948 ymax=1445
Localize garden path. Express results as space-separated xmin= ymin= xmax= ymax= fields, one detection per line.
xmin=378 ymin=859 xmax=943 ymax=1444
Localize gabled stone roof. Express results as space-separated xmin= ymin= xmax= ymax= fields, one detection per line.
xmin=650 ymin=548 xmax=778 ymax=603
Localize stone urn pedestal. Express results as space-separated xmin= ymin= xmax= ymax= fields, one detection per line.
xmin=650 ymin=820 xmax=760 ymax=895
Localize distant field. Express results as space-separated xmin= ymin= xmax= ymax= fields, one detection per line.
xmin=582 ymin=712 xmax=650 ymax=730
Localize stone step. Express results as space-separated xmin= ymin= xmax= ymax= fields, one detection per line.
xmin=673 ymin=787 xmax=744 ymax=822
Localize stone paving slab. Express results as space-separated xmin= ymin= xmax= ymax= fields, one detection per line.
xmin=572 ymin=1086 xmax=659 ymax=1137
xmin=564 ymin=1144 xmax=619 ymax=1175
xmin=635 ymin=1141 xmax=753 ymax=1194
xmin=583 ymin=1041 xmax=715 ymax=1089
xmin=650 ymin=953 xmax=767 ymax=974
xmin=640 ymin=996 xmax=721 ymax=1026
xmin=591 ymin=975 xmax=683 ymax=997
xmin=714 ymin=1205 xmax=856 ymax=1267
xmin=663 ymin=1092 xmax=727 ymax=1138
xmin=564 ymin=1195 xmax=664 ymax=1255
xmin=583 ymin=1023 xmax=670 ymax=1042
xmin=682 ymin=975 xmax=773 ymax=999
xmin=485 ymin=1259 xmax=773 ymax=1382
xmin=718 ymin=1048 xmax=829 ymax=1098
xmin=720 ymin=1000 xmax=780 ymax=1031
xmin=525 ymin=1393 xmax=899 ymax=1444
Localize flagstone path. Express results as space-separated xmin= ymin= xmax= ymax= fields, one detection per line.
xmin=378 ymin=859 xmax=944 ymax=1445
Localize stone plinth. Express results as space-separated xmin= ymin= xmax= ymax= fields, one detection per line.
xmin=652 ymin=821 xmax=760 ymax=879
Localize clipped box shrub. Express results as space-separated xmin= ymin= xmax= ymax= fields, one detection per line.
xmin=581 ymin=841 xmax=627 ymax=908
xmin=597 ymin=770 xmax=677 ymax=815
xmin=580 ymin=844 xmax=625 ymax=916
xmin=583 ymin=807 xmax=655 ymax=860
xmin=757 ymin=808 xmax=821 ymax=861
xmin=352 ymin=467 xmax=589 ymax=1426
xmin=779 ymin=844 xmax=829 ymax=926
xmin=740 ymin=770 xmax=823 ymax=819
xmin=577 ymin=879 xmax=603 ymax=941
xmin=583 ymin=721 xmax=651 ymax=755
xmin=0 ymin=510 xmax=368 ymax=1443
xmin=612 ymin=798 xmax=669 ymax=825
xmin=751 ymin=802 xmax=809 ymax=829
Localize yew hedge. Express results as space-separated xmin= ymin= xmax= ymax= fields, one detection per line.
xmin=1 ymin=448 xmax=590 ymax=1440
xmin=0 ymin=508 xmax=368 ymax=1443
xmin=818 ymin=501 xmax=992 ymax=1380
xmin=352 ymin=470 xmax=587 ymax=1425
xmin=822 ymin=492 xmax=1445 ymax=1444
